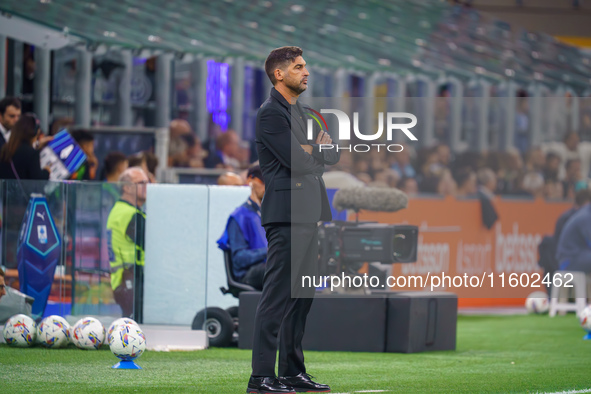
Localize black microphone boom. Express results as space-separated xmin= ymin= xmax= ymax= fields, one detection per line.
xmin=333 ymin=187 xmax=408 ymax=212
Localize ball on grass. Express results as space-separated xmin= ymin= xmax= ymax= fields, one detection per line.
xmin=3 ymin=314 xmax=36 ymax=347
xmin=109 ymin=323 xmax=146 ymax=361
xmin=107 ymin=318 xmax=139 ymax=345
xmin=525 ymin=291 xmax=549 ymax=314
xmin=37 ymin=315 xmax=70 ymax=348
xmin=578 ymin=305 xmax=591 ymax=332
xmin=71 ymin=317 xmax=105 ymax=350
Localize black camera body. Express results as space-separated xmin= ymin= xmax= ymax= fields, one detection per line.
xmin=319 ymin=221 xmax=419 ymax=275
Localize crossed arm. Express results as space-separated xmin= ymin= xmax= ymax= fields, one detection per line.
xmin=259 ymin=108 xmax=340 ymax=174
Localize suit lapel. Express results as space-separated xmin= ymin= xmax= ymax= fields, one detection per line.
xmin=291 ymin=103 xmax=311 ymax=144
xmin=270 ymin=88 xmax=312 ymax=143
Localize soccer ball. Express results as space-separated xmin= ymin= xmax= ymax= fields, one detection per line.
xmin=107 ymin=318 xmax=139 ymax=345
xmin=37 ymin=315 xmax=70 ymax=348
xmin=525 ymin=291 xmax=549 ymax=314
xmin=3 ymin=314 xmax=36 ymax=347
xmin=71 ymin=317 xmax=105 ymax=350
xmin=109 ymin=324 xmax=146 ymax=361
xmin=578 ymin=306 xmax=591 ymax=332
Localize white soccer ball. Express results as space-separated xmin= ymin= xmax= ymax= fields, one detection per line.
xmin=71 ymin=317 xmax=105 ymax=350
xmin=2 ymin=314 xmax=37 ymax=347
xmin=107 ymin=318 xmax=139 ymax=345
xmin=37 ymin=315 xmax=70 ymax=348
xmin=579 ymin=305 xmax=591 ymax=332
xmin=109 ymin=323 xmax=146 ymax=361
xmin=525 ymin=291 xmax=549 ymax=314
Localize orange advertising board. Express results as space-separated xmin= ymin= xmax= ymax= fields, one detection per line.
xmin=357 ymin=196 xmax=571 ymax=308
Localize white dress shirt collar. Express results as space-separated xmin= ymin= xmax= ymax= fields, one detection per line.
xmin=0 ymin=123 xmax=10 ymax=142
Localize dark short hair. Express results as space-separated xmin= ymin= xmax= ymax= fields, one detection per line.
xmin=145 ymin=152 xmax=159 ymax=174
xmin=0 ymin=97 xmax=21 ymax=115
xmin=181 ymin=133 xmax=197 ymax=148
xmin=128 ymin=152 xmax=146 ymax=168
xmin=0 ymin=267 xmax=4 ymax=277
xmin=264 ymin=46 xmax=303 ymax=85
xmin=546 ymin=152 xmax=561 ymax=162
xmin=126 ymin=151 xmax=158 ymax=175
xmin=247 ymin=165 xmax=263 ymax=182
xmin=70 ymin=129 xmax=94 ymax=144
xmin=103 ymin=152 xmax=127 ymax=177
xmin=454 ymin=168 xmax=475 ymax=188
xmin=49 ymin=116 xmax=75 ymax=136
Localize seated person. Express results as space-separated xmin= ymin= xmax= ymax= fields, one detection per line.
xmin=217 ymin=165 xmax=267 ymax=290
xmin=556 ymin=192 xmax=591 ymax=273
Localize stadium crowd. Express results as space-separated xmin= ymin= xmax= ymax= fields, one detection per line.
xmin=321 ymin=133 xmax=591 ymax=201
xmin=167 ymin=119 xmax=591 ymax=202
xmin=2 ymin=92 xmax=589 ymax=203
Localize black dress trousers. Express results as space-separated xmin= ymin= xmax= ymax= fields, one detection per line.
xmin=251 ymin=222 xmax=318 ymax=377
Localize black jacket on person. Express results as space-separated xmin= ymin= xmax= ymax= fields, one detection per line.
xmin=0 ymin=143 xmax=50 ymax=180
xmin=538 ymin=206 xmax=579 ymax=272
xmin=0 ymin=133 xmax=6 ymax=151
xmin=255 ymin=88 xmax=339 ymax=225
xmin=477 ymin=187 xmax=499 ymax=230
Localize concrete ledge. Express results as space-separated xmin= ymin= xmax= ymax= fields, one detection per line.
xmin=139 ymin=325 xmax=208 ymax=351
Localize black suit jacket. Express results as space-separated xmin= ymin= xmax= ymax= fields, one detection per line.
xmin=477 ymin=188 xmax=499 ymax=230
xmin=0 ymin=133 xmax=6 ymax=151
xmin=0 ymin=143 xmax=50 ymax=180
xmin=255 ymin=88 xmax=340 ymax=225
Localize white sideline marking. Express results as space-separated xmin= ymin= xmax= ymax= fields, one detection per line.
xmin=338 ymin=390 xmax=589 ymax=394
xmin=331 ymin=392 xmax=389 ymax=394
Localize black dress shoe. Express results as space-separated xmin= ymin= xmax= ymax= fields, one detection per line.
xmin=278 ymin=373 xmax=330 ymax=393
xmin=247 ymin=376 xmax=296 ymax=394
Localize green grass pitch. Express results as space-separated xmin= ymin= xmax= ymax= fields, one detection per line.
xmin=1 ymin=314 xmax=590 ymax=393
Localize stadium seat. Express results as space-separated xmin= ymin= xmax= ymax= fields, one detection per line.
xmin=548 ymin=270 xmax=588 ymax=317
xmin=4 ymin=0 xmax=591 ymax=90
xmin=219 ymin=250 xmax=256 ymax=299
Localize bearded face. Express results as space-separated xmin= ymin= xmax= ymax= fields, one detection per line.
xmin=278 ymin=56 xmax=308 ymax=96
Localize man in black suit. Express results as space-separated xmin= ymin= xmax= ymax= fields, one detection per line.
xmin=0 ymin=97 xmax=22 ymax=149
xmin=247 ymin=47 xmax=339 ymax=394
